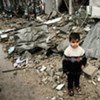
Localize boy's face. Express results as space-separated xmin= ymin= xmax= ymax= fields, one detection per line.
xmin=70 ymin=39 xmax=80 ymax=48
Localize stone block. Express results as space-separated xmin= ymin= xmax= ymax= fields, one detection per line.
xmin=83 ymin=65 xmax=98 ymax=77
xmin=91 ymin=6 xmax=100 ymax=18
xmin=56 ymin=83 xmax=65 ymax=90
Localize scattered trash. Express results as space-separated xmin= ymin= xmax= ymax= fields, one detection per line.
xmin=8 ymin=46 xmax=15 ymax=54
xmin=14 ymin=57 xmax=26 ymax=68
xmin=40 ymin=65 xmax=47 ymax=72
xmin=56 ymin=83 xmax=65 ymax=90
xmin=44 ymin=17 xmax=62 ymax=25
xmin=0 ymin=34 xmax=8 ymax=39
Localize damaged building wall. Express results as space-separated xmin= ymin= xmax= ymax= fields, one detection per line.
xmin=0 ymin=0 xmax=68 ymax=16
xmin=45 ymin=0 xmax=62 ymax=14
xmin=90 ymin=0 xmax=100 ymax=6
xmin=0 ymin=0 xmax=45 ymax=18
xmin=82 ymin=21 xmax=100 ymax=58
xmin=0 ymin=0 xmax=90 ymax=17
xmin=89 ymin=0 xmax=100 ymax=18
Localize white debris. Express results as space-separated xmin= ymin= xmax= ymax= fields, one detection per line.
xmin=16 ymin=57 xmax=25 ymax=64
xmin=14 ymin=63 xmax=18 ymax=68
xmin=91 ymin=80 xmax=97 ymax=85
xmin=14 ymin=57 xmax=26 ymax=68
xmin=0 ymin=28 xmax=15 ymax=34
xmin=56 ymin=83 xmax=65 ymax=90
xmin=0 ymin=34 xmax=8 ymax=39
xmin=46 ymin=36 xmax=50 ymax=43
xmin=40 ymin=65 xmax=47 ymax=72
xmin=97 ymin=76 xmax=100 ymax=81
xmin=84 ymin=26 xmax=91 ymax=32
xmin=88 ymin=80 xmax=97 ymax=85
xmin=51 ymin=97 xmax=56 ymax=100
xmin=44 ymin=17 xmax=62 ymax=25
xmin=8 ymin=46 xmax=15 ymax=54
xmin=36 ymin=16 xmax=44 ymax=22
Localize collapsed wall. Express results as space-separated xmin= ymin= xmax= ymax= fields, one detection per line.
xmin=82 ymin=21 xmax=100 ymax=58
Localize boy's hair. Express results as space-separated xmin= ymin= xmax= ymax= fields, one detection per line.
xmin=69 ymin=32 xmax=80 ymax=41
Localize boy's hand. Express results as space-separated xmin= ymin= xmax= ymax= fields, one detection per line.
xmin=81 ymin=65 xmax=85 ymax=70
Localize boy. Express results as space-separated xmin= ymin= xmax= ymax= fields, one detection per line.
xmin=62 ymin=32 xmax=87 ymax=96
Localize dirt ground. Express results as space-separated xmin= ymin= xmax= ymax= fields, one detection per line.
xmin=0 ymin=43 xmax=58 ymax=100
xmin=0 ymin=18 xmax=100 ymax=100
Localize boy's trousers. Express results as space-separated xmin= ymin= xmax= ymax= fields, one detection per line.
xmin=67 ymin=73 xmax=81 ymax=89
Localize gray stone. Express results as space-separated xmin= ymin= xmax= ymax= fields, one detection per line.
xmin=42 ymin=77 xmax=48 ymax=84
xmin=55 ymin=72 xmax=63 ymax=77
xmin=52 ymin=83 xmax=58 ymax=89
xmin=57 ymin=39 xmax=69 ymax=52
xmin=82 ymin=21 xmax=100 ymax=58
xmin=22 ymin=51 xmax=32 ymax=59
xmin=40 ymin=65 xmax=47 ymax=72
xmin=45 ymin=0 xmax=54 ymax=14
xmin=46 ymin=68 xmax=55 ymax=77
xmin=57 ymin=91 xmax=64 ymax=97
xmin=45 ymin=0 xmax=62 ymax=14
xmin=51 ymin=97 xmax=56 ymax=100
xmin=48 ymin=76 xmax=54 ymax=82
xmin=59 ymin=23 xmax=73 ymax=34
xmin=83 ymin=64 xmax=98 ymax=77
xmin=56 ymin=83 xmax=65 ymax=90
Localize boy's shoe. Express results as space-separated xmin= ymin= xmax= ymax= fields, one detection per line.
xmin=68 ymin=89 xmax=74 ymax=96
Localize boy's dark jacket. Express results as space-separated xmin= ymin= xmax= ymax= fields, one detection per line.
xmin=62 ymin=54 xmax=87 ymax=74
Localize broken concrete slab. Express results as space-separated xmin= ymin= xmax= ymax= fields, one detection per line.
xmin=40 ymin=65 xmax=47 ymax=72
xmin=57 ymin=91 xmax=64 ymax=97
xmin=57 ymin=39 xmax=69 ymax=52
xmin=0 ymin=34 xmax=8 ymax=39
xmin=83 ymin=64 xmax=98 ymax=78
xmin=44 ymin=0 xmax=62 ymax=14
xmin=91 ymin=6 xmax=100 ymax=18
xmin=58 ymin=22 xmax=73 ymax=34
xmin=22 ymin=51 xmax=32 ymax=59
xmin=14 ymin=25 xmax=49 ymax=52
xmin=43 ymin=17 xmax=62 ymax=25
xmin=56 ymin=83 xmax=65 ymax=90
xmin=45 ymin=0 xmax=54 ymax=14
xmin=82 ymin=21 xmax=100 ymax=58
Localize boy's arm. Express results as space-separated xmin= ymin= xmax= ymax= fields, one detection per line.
xmin=62 ymin=55 xmax=69 ymax=74
xmin=81 ymin=54 xmax=87 ymax=68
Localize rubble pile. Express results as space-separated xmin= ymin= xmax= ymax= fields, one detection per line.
xmin=82 ymin=21 xmax=100 ymax=58
xmin=0 ymin=0 xmax=45 ymax=19
xmin=0 ymin=5 xmax=100 ymax=99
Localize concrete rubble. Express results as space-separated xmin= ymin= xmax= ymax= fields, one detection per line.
xmin=83 ymin=63 xmax=98 ymax=78
xmin=82 ymin=21 xmax=100 ymax=58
